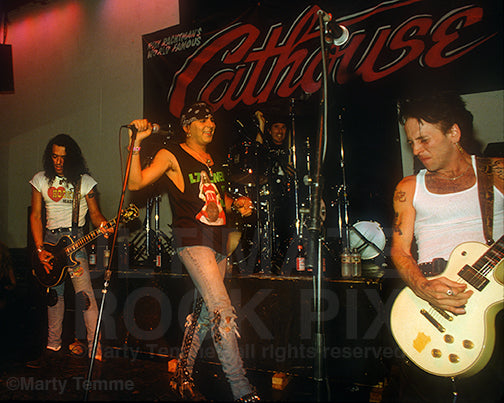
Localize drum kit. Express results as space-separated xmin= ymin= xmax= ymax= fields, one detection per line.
xmin=225 ymin=107 xmax=388 ymax=276
xmin=127 ymin=108 xmax=388 ymax=275
xmin=225 ymin=140 xmax=274 ymax=273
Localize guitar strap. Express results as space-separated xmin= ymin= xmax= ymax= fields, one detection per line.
xmin=476 ymin=157 xmax=494 ymax=245
xmin=71 ymin=176 xmax=82 ymax=238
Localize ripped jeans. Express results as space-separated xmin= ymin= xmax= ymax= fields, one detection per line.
xmin=177 ymin=245 xmax=252 ymax=400
xmin=44 ymin=229 xmax=100 ymax=356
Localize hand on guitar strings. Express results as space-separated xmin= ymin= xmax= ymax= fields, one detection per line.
xmin=37 ymin=249 xmax=54 ymax=274
xmin=419 ymin=276 xmax=473 ymax=315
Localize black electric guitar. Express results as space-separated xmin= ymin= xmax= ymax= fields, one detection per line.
xmin=390 ymin=235 xmax=504 ymax=377
xmin=33 ymin=204 xmax=139 ymax=288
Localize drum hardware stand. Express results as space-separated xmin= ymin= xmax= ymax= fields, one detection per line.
xmin=289 ymin=98 xmax=302 ymax=241
xmin=130 ymin=195 xmax=173 ymax=267
xmin=255 ymin=179 xmax=272 ymax=274
xmin=337 ymin=110 xmax=351 ymax=251
xmin=252 ymin=130 xmax=272 ymax=274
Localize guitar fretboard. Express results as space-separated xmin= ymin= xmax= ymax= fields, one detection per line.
xmin=63 ymin=220 xmax=116 ymax=256
xmin=458 ymin=235 xmax=504 ymax=291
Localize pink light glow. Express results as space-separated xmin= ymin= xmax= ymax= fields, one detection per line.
xmin=10 ymin=1 xmax=84 ymax=49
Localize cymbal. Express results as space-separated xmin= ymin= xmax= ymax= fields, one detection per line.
xmin=231 ymin=172 xmax=267 ymax=185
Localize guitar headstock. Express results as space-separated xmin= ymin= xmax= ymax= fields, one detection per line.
xmin=120 ymin=204 xmax=140 ymax=223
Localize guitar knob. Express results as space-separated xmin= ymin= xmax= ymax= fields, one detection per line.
xmin=431 ymin=349 xmax=442 ymax=358
xmin=462 ymin=340 xmax=474 ymax=349
xmin=444 ymin=334 xmax=454 ymax=343
xmin=448 ymin=354 xmax=460 ymax=363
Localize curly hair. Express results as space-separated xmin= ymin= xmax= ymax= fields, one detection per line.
xmin=42 ymin=134 xmax=89 ymax=186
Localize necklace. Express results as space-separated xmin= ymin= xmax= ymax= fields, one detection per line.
xmin=182 ymin=143 xmax=213 ymax=176
xmin=432 ymin=163 xmax=471 ymax=181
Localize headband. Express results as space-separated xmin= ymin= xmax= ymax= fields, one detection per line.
xmin=180 ymin=101 xmax=213 ymax=127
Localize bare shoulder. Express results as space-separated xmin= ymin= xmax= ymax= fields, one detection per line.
xmin=152 ymin=148 xmax=179 ymax=171
xmin=394 ymin=175 xmax=416 ymax=203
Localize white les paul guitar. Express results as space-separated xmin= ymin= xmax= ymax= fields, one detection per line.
xmin=390 ymin=235 xmax=504 ymax=378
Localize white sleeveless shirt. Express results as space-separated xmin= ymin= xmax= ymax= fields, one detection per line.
xmin=413 ymin=156 xmax=504 ymax=264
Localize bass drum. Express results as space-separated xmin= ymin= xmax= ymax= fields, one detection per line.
xmin=349 ymin=221 xmax=386 ymax=260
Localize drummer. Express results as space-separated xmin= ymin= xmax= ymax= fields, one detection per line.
xmin=254 ymin=110 xmax=297 ymax=271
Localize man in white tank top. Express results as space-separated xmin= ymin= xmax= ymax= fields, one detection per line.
xmin=389 ymin=91 xmax=504 ymax=401
xmin=391 ymin=92 xmax=503 ymax=314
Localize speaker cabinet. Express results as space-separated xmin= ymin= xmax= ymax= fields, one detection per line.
xmin=0 ymin=44 xmax=14 ymax=93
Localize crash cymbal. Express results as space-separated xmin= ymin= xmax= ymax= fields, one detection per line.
xmin=231 ymin=172 xmax=268 ymax=186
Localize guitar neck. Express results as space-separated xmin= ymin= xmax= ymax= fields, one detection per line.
xmin=458 ymin=235 xmax=504 ymax=291
xmin=64 ymin=219 xmax=116 ymax=256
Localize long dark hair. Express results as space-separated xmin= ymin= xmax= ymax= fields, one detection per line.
xmin=43 ymin=134 xmax=89 ymax=186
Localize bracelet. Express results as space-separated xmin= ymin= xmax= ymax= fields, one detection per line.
xmin=127 ymin=145 xmax=141 ymax=154
xmin=36 ymin=246 xmax=44 ymax=253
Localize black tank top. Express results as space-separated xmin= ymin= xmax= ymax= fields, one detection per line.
xmin=164 ymin=143 xmax=229 ymax=255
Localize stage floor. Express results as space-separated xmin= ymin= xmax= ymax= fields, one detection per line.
xmin=0 ymin=347 xmax=385 ymax=402
xmin=0 ymin=249 xmax=393 ymax=402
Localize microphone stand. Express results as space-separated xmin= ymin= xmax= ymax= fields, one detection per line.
xmin=308 ymin=9 xmax=350 ymax=400
xmin=305 ymin=10 xmax=330 ymax=399
xmin=84 ymin=129 xmax=137 ymax=401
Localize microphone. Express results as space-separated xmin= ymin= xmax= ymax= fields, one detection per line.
xmin=317 ymin=9 xmax=349 ymax=46
xmin=151 ymin=123 xmax=173 ymax=136
xmin=122 ymin=123 xmax=173 ymax=136
xmin=317 ymin=9 xmax=332 ymax=23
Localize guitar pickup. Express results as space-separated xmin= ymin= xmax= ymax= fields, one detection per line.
xmin=429 ymin=303 xmax=453 ymax=321
xmin=420 ymin=309 xmax=445 ymax=332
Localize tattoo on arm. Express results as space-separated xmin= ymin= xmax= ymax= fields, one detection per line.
xmin=394 ymin=190 xmax=407 ymax=203
xmin=393 ymin=212 xmax=403 ymax=235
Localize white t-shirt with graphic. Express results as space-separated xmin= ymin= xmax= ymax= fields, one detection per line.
xmin=29 ymin=171 xmax=97 ymax=230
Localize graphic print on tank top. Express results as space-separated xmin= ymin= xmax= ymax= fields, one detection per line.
xmin=195 ymin=170 xmax=225 ymax=225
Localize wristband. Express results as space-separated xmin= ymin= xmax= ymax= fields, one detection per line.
xmin=36 ymin=246 xmax=44 ymax=253
xmin=127 ymin=145 xmax=141 ymax=154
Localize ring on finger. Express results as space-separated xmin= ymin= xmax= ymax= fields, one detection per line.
xmin=446 ymin=288 xmax=453 ymax=296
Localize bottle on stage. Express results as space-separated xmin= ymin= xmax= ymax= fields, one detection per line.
xmin=341 ymin=247 xmax=352 ymax=278
xmin=88 ymin=243 xmax=97 ymax=267
xmin=296 ymin=241 xmax=306 ymax=273
xmin=351 ymin=248 xmax=362 ymax=277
